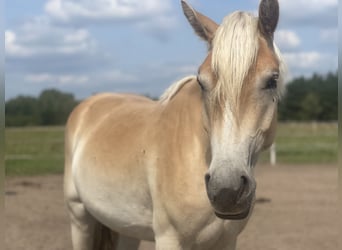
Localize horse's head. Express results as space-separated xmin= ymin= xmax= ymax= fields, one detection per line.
xmin=182 ymin=0 xmax=285 ymax=220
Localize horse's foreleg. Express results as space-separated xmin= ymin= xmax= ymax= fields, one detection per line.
xmin=222 ymin=238 xmax=237 ymax=250
xmin=153 ymin=204 xmax=191 ymax=250
xmin=154 ymin=227 xmax=191 ymax=250
xmin=155 ymin=235 xmax=185 ymax=250
xmin=210 ymin=233 xmax=237 ymax=250
xmin=68 ymin=200 xmax=97 ymax=250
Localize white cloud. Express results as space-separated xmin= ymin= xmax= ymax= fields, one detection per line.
xmin=44 ymin=0 xmax=178 ymax=41
xmin=283 ymin=51 xmax=337 ymax=78
xmin=25 ymin=69 xmax=138 ymax=87
xmin=284 ymin=52 xmax=321 ymax=69
xmin=45 ymin=0 xmax=173 ymax=23
xmin=101 ymin=70 xmax=138 ymax=83
xmin=63 ymin=29 xmax=90 ymax=43
xmin=5 ymin=18 xmax=97 ymax=58
xmin=26 ymin=73 xmax=89 ymax=86
xmin=139 ymin=62 xmax=198 ymax=81
xmin=275 ymin=30 xmax=301 ymax=51
xmin=26 ymin=73 xmax=55 ymax=83
xmin=5 ymin=30 xmax=32 ymax=57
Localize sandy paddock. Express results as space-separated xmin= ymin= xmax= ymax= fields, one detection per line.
xmin=5 ymin=164 xmax=338 ymax=250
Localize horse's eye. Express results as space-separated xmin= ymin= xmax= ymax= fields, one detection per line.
xmin=264 ymin=73 xmax=279 ymax=90
xmin=265 ymin=78 xmax=277 ymax=89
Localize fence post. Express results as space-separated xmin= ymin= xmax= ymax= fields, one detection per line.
xmin=270 ymin=143 xmax=276 ymax=166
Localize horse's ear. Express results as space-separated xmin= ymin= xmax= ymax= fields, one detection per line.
xmin=181 ymin=0 xmax=218 ymax=45
xmin=258 ymin=0 xmax=279 ymax=40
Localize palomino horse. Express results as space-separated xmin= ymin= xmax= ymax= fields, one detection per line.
xmin=64 ymin=0 xmax=285 ymax=249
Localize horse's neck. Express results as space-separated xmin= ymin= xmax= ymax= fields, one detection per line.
xmin=154 ymin=80 xmax=211 ymax=206
xmin=161 ymin=78 xmax=205 ymax=131
xmin=158 ymin=80 xmax=210 ymax=166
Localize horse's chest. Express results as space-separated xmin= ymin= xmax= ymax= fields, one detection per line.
xmin=179 ymin=217 xmax=245 ymax=250
xmin=74 ymin=163 xmax=155 ymax=240
xmin=82 ymin=183 xmax=155 ymax=240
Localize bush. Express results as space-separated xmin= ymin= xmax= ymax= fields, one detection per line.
xmin=279 ymin=72 xmax=337 ymax=121
xmin=6 ymin=89 xmax=79 ymax=127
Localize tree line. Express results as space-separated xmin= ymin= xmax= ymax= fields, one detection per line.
xmin=5 ymin=89 xmax=79 ymax=126
xmin=5 ymin=72 xmax=337 ymax=126
xmin=278 ymin=72 xmax=337 ymax=121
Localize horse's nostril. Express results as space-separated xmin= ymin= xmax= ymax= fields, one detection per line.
xmin=205 ymin=173 xmax=211 ymax=186
xmin=238 ymin=175 xmax=249 ymax=201
xmin=241 ymin=175 xmax=248 ymax=187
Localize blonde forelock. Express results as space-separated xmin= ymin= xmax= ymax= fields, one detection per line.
xmin=211 ymin=12 xmax=259 ymax=114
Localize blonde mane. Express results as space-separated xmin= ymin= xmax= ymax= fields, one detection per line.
xmin=211 ymin=11 xmax=259 ymax=112
xmin=159 ymin=75 xmax=196 ymax=103
xmin=211 ymin=11 xmax=286 ymax=113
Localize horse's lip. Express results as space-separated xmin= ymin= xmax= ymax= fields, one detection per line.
xmin=214 ymin=207 xmax=250 ymax=220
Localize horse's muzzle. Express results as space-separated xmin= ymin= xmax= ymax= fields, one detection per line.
xmin=204 ymin=169 xmax=256 ymax=220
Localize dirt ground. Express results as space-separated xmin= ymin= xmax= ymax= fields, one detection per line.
xmin=5 ymin=164 xmax=339 ymax=250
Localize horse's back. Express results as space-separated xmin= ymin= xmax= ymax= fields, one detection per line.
xmin=66 ymin=93 xmax=155 ymax=141
xmin=66 ymin=92 xmax=158 ymax=159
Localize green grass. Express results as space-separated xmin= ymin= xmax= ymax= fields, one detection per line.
xmin=5 ymin=122 xmax=338 ymax=176
xmin=259 ymin=122 xmax=338 ymax=164
xmin=6 ymin=126 xmax=65 ymax=176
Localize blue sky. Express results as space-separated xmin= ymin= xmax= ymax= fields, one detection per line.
xmin=5 ymin=0 xmax=338 ymax=100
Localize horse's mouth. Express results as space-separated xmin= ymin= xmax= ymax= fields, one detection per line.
xmin=214 ymin=207 xmax=250 ymax=220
